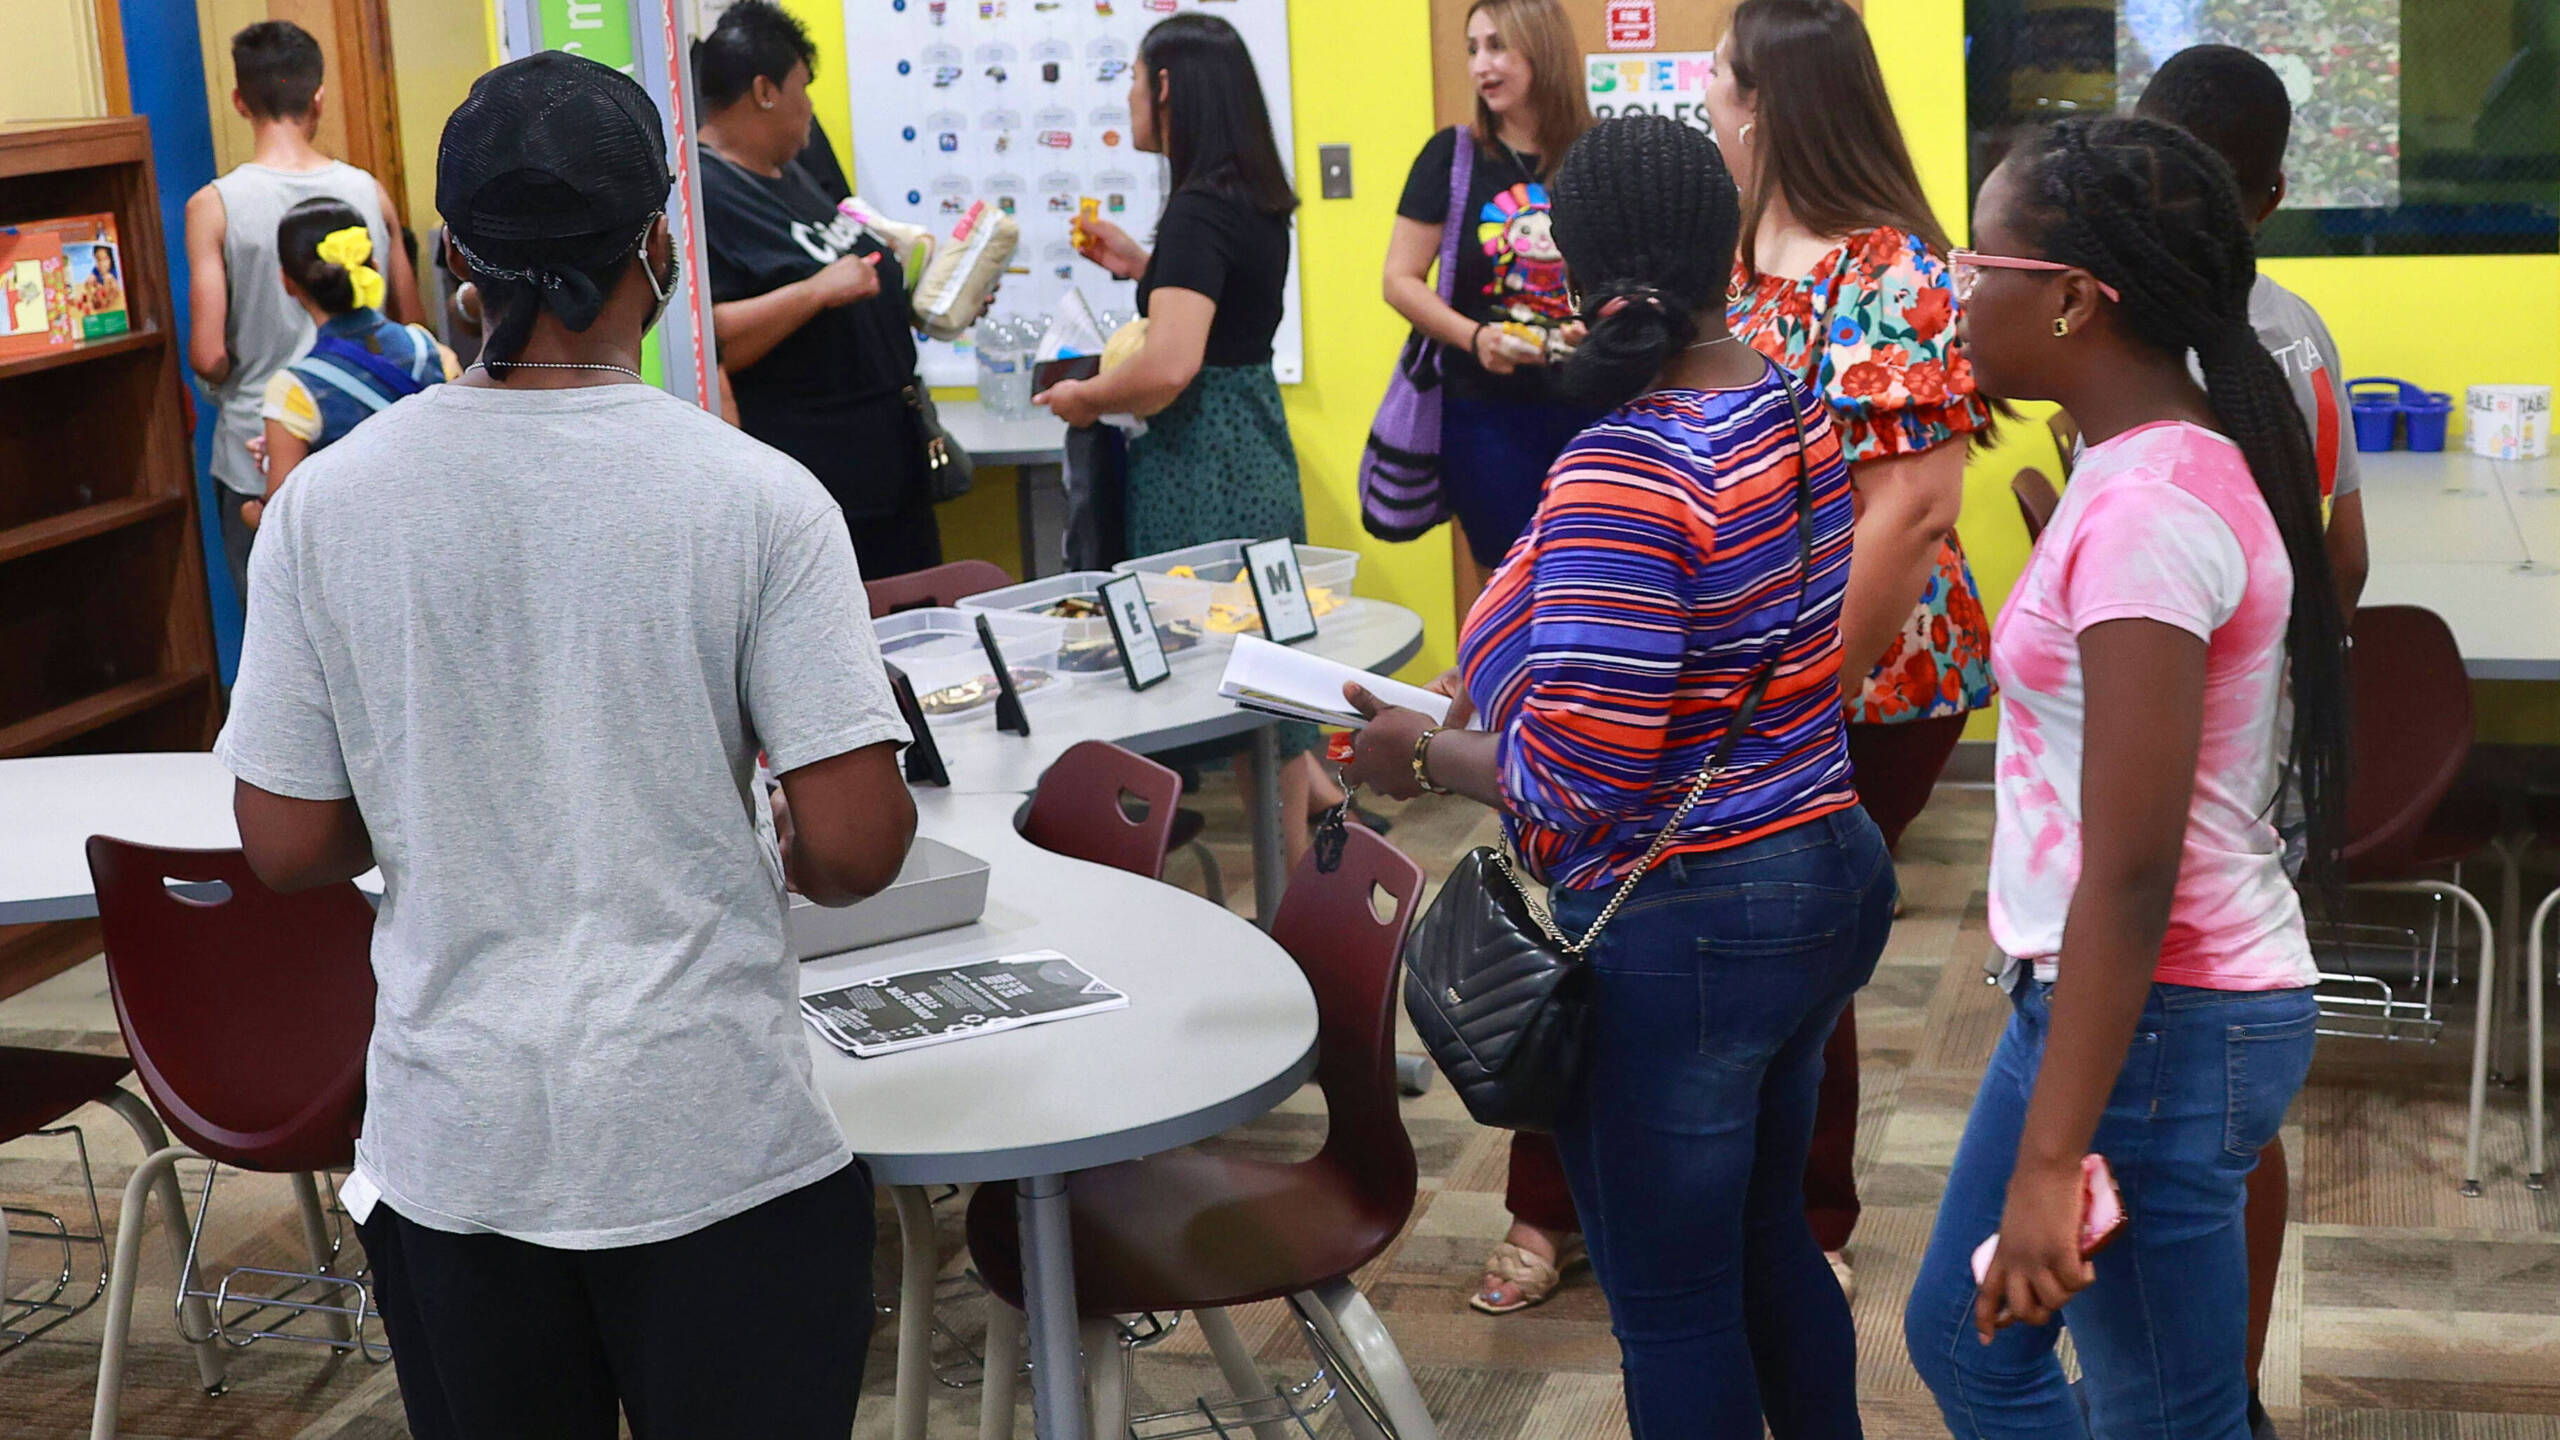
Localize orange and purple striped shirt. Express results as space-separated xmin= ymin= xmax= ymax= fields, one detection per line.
xmin=1458 ymin=366 xmax=1862 ymax=891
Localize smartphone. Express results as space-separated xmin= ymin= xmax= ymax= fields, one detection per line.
xmin=1970 ymin=1153 xmax=2126 ymax=1286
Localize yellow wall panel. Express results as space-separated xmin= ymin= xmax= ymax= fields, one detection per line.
xmin=1 ymin=0 xmax=111 ymax=124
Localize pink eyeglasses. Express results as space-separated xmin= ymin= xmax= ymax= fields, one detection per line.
xmin=1948 ymin=249 xmax=2122 ymax=304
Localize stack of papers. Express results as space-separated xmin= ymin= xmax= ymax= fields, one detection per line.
xmin=1216 ymin=634 xmax=1454 ymax=730
xmin=801 ymin=950 xmax=1127 ymax=1058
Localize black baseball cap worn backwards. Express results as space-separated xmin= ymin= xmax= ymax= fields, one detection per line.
xmin=438 ymin=51 xmax=672 ymax=328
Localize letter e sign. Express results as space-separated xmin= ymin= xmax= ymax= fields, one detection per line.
xmin=1605 ymin=0 xmax=1656 ymax=51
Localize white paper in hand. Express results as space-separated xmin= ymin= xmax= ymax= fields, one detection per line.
xmin=1217 ymin=634 xmax=1453 ymax=729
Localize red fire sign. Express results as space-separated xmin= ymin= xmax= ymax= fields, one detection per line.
xmin=1605 ymin=0 xmax=1656 ymax=51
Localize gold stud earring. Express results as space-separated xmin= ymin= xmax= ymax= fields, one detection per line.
xmin=2053 ymin=316 xmax=2071 ymax=338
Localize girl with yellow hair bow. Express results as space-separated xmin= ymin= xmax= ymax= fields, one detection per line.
xmin=248 ymin=198 xmax=459 ymax=526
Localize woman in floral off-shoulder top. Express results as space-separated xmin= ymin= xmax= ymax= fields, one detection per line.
xmin=1710 ymin=0 xmax=1996 ymax=1299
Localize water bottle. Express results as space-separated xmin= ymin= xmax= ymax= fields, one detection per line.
xmin=975 ymin=317 xmax=1035 ymax=420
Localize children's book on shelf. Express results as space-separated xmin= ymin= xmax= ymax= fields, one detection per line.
xmin=19 ymin=214 xmax=130 ymax=340
xmin=0 ymin=228 xmax=71 ymax=360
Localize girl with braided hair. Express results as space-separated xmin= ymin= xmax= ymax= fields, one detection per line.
xmin=1903 ymin=114 xmax=2347 ymax=1440
xmin=1341 ymin=115 xmax=1892 ymax=1435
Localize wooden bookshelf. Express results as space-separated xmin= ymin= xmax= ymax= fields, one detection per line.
xmin=0 ymin=117 xmax=220 ymax=998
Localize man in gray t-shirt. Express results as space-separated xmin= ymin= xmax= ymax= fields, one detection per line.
xmin=219 ymin=54 xmax=916 ymax=1438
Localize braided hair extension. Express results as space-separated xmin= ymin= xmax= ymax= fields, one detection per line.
xmin=1548 ymin=115 xmax=1742 ymax=411
xmin=2011 ymin=114 xmax=2350 ymax=897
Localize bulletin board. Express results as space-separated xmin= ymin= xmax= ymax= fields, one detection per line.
xmin=844 ymin=0 xmax=1305 ymax=387
xmin=1426 ymin=0 xmax=1741 ymax=129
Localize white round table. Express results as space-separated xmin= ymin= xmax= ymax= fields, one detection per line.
xmin=0 ymin=757 xmax=1321 ymax=1440
xmin=910 ymin=597 xmax=1424 ymax=918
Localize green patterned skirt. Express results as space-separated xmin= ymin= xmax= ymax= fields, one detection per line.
xmin=1127 ymin=363 xmax=1318 ymax=759
xmin=1125 ymin=364 xmax=1305 ymax=556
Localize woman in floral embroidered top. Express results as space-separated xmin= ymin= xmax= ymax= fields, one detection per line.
xmin=1706 ymin=0 xmax=1995 ymax=1296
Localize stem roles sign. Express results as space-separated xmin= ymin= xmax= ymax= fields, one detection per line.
xmin=539 ymin=0 xmax=637 ymax=75
xmin=1585 ymin=52 xmax=1716 ymax=133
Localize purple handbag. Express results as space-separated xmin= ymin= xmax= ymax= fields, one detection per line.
xmin=1359 ymin=128 xmax=1474 ymax=542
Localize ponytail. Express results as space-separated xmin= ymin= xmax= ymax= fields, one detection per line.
xmin=2016 ymin=115 xmax=2351 ymax=900
xmin=1547 ymin=116 xmax=1742 ymax=413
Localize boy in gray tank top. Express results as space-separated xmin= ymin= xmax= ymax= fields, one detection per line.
xmin=184 ymin=21 xmax=418 ymax=601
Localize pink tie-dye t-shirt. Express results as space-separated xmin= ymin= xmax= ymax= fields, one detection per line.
xmin=1988 ymin=421 xmax=2313 ymax=990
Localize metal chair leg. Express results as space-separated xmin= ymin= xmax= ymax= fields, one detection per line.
xmin=1185 ymin=842 xmax=1226 ymax=906
xmin=980 ymin=1298 xmax=1023 ymax=1440
xmin=91 ymin=1145 xmax=193 ymax=1440
xmin=2531 ymin=888 xmax=2559 ymax=1190
xmin=95 ymin=1091 xmax=225 ymax=1395
xmin=1195 ymin=1307 xmax=1296 ymax=1440
xmin=2361 ymin=881 xmax=2501 ymax=1194
xmin=1294 ymin=1281 xmax=1437 ymax=1440
xmin=288 ymin=1174 xmax=354 ymax=1348
xmin=1081 ymin=1317 xmax=1128 ymax=1440
xmin=891 ymin=1185 xmax=940 ymax=1440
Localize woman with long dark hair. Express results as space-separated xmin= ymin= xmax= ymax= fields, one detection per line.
xmin=1038 ymin=13 xmax=1329 ymax=862
xmin=1903 ymin=114 xmax=2346 ymax=1438
xmin=1706 ymin=0 xmax=1995 ymax=1294
xmin=1342 ymin=115 xmax=1891 ymax=1435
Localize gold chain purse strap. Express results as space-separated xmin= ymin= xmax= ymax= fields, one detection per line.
xmin=1495 ymin=369 xmax=1822 ymax=960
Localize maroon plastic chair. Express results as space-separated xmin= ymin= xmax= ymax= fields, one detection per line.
xmin=2011 ymin=467 xmax=2059 ymax=544
xmin=2329 ymin=607 xmax=2520 ymax=1195
xmin=864 ymin=558 xmax=1015 ymax=616
xmin=83 ymin=839 xmax=384 ymax=1436
xmin=1019 ymin=740 xmax=1183 ymax=881
xmin=965 ymin=826 xmax=1434 ymax=1438
xmin=0 ymin=1048 xmax=176 ymax=1356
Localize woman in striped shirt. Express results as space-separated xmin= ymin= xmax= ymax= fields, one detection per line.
xmin=1344 ymin=115 xmax=1894 ymax=1436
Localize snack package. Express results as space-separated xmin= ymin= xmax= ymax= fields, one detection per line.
xmin=1100 ymin=316 xmax=1148 ymax=373
xmin=838 ymin=196 xmax=935 ymax=288
xmin=1070 ymin=196 xmax=1102 ymax=256
xmin=913 ymin=201 xmax=1020 ymax=342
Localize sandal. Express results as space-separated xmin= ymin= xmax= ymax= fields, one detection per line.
xmin=1468 ymin=1237 xmax=1586 ymax=1315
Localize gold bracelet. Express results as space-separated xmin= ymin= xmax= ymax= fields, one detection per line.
xmin=1411 ymin=725 xmax=1453 ymax=796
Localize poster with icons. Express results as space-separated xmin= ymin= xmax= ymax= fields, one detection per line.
xmin=847 ymin=0 xmax=1303 ymax=387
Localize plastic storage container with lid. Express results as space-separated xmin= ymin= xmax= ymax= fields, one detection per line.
xmin=1113 ymin=540 xmax=1361 ymax=645
xmin=873 ymin=607 xmax=1064 ymax=718
xmin=955 ymin=570 xmax=1215 ymax=680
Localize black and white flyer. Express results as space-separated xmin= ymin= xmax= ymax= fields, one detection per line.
xmin=801 ymin=950 xmax=1127 ymax=1058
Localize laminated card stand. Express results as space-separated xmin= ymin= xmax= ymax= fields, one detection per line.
xmin=886 ymin=665 xmax=950 ymax=787
xmin=976 ymin=615 xmax=1034 ymax=737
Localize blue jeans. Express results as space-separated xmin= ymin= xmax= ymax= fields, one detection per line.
xmin=1904 ymin=980 xmax=2318 ymax=1440
xmin=1549 ymin=808 xmax=1895 ymax=1440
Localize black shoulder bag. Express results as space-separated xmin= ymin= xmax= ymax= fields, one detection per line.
xmin=1400 ymin=375 xmax=1821 ymax=1133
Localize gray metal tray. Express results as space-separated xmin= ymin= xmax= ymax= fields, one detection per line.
xmin=788 ymin=837 xmax=991 ymax=961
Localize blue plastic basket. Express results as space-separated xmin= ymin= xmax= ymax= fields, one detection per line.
xmin=2346 ymin=377 xmax=2454 ymax=453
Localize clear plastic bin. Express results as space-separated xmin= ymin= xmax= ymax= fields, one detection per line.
xmin=1112 ymin=541 xmax=1361 ymax=645
xmin=955 ymin=571 xmax=1215 ymax=681
xmin=874 ymin=607 xmax=1064 ymax=718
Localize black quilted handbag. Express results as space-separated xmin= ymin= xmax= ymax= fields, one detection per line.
xmin=1400 ymin=376 xmax=1818 ymax=1132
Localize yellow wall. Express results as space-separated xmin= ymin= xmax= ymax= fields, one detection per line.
xmin=0 ymin=0 xmax=112 ymax=123
xmin=388 ymin=0 xmax=501 ymax=234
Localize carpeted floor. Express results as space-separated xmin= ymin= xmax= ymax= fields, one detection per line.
xmin=6 ymin=777 xmax=2558 ymax=1438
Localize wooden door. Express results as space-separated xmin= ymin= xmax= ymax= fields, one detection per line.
xmin=200 ymin=0 xmax=408 ymax=227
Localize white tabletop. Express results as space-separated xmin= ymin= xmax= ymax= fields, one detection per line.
xmin=0 ymin=752 xmax=369 ymax=924
xmin=920 ymin=598 xmax=1427 ymax=794
xmin=939 ymin=399 xmax=1068 ymax=467
xmin=2356 ymin=451 xmax=2560 ymax=679
xmin=807 ymin=790 xmax=1316 ymax=1185
xmin=2359 ymin=452 xmax=2537 ymax=566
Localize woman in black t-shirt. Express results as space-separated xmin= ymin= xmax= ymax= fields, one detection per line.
xmin=696 ymin=4 xmax=947 ymax=579
xmin=1383 ymin=0 xmax=1600 ymax=1323
xmin=1034 ymin=13 xmax=1300 ymax=559
xmin=1384 ymin=0 xmax=1599 ymax=582
xmin=1034 ymin=13 xmax=1329 ymax=868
